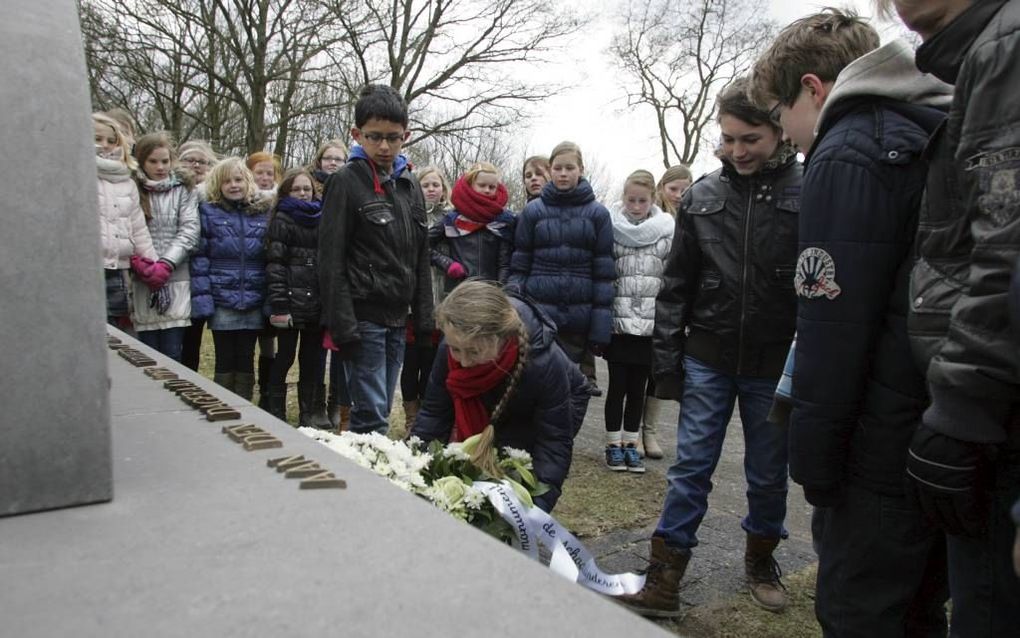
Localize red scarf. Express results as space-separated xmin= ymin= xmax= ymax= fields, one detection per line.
xmin=445 ymin=338 xmax=519 ymax=442
xmin=449 ymin=176 xmax=509 ymax=227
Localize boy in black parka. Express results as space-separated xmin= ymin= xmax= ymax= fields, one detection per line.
xmin=750 ymin=9 xmax=953 ymax=635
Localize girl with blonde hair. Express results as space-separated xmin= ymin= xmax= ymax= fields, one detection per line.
xmin=604 ymin=169 xmax=674 ymax=471
xmin=190 ymin=158 xmax=272 ymax=398
xmin=399 ymin=165 xmax=451 ymax=432
xmin=655 ymin=165 xmax=693 ymax=216
xmin=412 ymin=281 xmax=590 ymax=512
xmin=93 ymin=112 xmax=157 ymax=327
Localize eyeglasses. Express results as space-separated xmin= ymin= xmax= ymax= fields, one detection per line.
xmin=767 ymin=102 xmax=784 ymax=125
xmin=321 ymin=155 xmax=345 ymax=162
xmin=360 ymin=132 xmax=405 ymax=145
xmin=180 ymin=157 xmax=211 ymax=166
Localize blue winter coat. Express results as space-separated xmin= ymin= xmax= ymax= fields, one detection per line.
xmin=508 ymin=178 xmax=616 ymax=345
xmin=412 ymin=295 xmax=590 ymax=512
xmin=790 ymin=95 xmax=947 ymax=500
xmin=190 ymin=199 xmax=270 ymax=319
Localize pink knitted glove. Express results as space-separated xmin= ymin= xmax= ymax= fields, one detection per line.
xmin=447 ymin=262 xmax=467 ymax=279
xmin=130 ymin=255 xmax=155 ymax=279
xmin=145 ymin=260 xmax=173 ymax=291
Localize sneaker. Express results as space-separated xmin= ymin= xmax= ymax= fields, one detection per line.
xmin=605 ymin=445 xmax=626 ymax=471
xmin=623 ymin=446 xmax=646 ymax=473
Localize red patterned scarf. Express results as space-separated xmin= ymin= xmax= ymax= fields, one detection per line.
xmin=445 ymin=338 xmax=519 ymax=442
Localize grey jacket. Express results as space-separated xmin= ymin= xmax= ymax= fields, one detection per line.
xmin=131 ymin=174 xmax=200 ymax=330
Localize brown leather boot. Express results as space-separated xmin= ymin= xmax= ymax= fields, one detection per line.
xmin=616 ymin=537 xmax=691 ymax=618
xmin=745 ymin=533 xmax=787 ymax=612
xmin=339 ymin=405 xmax=351 ymax=432
xmin=403 ymin=400 xmax=420 ymax=435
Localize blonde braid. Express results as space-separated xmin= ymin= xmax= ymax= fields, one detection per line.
xmin=469 ymin=323 xmax=530 ymax=478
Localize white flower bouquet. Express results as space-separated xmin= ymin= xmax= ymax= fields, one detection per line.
xmin=299 ymin=428 xmax=549 ymax=543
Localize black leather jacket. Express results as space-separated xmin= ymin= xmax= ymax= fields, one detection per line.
xmin=653 ymin=149 xmax=802 ymax=386
xmin=318 ymin=160 xmax=434 ymax=346
xmin=910 ymin=0 xmax=1020 ymax=443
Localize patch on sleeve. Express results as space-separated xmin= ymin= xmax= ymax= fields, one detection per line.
xmin=795 ymin=247 xmax=842 ymax=300
xmin=965 ymin=148 xmax=1020 ymax=226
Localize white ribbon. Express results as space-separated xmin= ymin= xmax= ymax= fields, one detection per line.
xmin=475 ymin=481 xmax=646 ymax=596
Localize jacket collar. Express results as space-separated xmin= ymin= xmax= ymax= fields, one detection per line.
xmin=915 ymin=0 xmax=1009 ymax=84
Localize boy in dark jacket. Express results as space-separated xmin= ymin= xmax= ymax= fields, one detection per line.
xmin=883 ymin=1 xmax=1020 ymax=634
xmin=750 ymin=9 xmax=954 ymax=635
xmin=318 ymin=85 xmax=433 ymax=434
xmin=617 ymin=80 xmax=801 ymax=618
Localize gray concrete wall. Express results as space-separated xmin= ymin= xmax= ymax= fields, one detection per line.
xmin=0 ymin=1 xmax=112 ymax=515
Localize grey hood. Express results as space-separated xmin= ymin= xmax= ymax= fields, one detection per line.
xmin=816 ymin=39 xmax=953 ymax=135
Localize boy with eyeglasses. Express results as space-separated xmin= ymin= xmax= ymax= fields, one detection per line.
xmin=318 ymin=84 xmax=433 ymax=434
xmin=749 ymin=9 xmax=953 ymax=635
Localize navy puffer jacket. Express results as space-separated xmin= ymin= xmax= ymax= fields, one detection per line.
xmin=508 ymin=178 xmax=615 ymax=345
xmin=190 ymin=198 xmax=270 ymax=318
xmin=412 ymin=296 xmax=589 ymax=512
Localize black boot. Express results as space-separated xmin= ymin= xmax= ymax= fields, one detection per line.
xmin=308 ymin=384 xmax=332 ymax=429
xmin=267 ymin=384 xmax=288 ymax=421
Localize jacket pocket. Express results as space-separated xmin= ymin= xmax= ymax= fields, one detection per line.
xmin=700 ymin=270 xmax=721 ymax=290
xmin=687 ymin=198 xmax=726 ymax=244
xmin=360 ymin=201 xmax=396 ymax=226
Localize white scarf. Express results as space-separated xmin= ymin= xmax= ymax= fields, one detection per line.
xmin=96 ymin=155 xmax=132 ymax=183
xmin=609 ymin=202 xmax=674 ymax=248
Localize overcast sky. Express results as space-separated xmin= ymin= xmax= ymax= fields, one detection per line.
xmin=524 ymin=0 xmax=901 ymax=198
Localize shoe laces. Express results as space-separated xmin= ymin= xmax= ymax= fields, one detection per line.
xmin=750 ymin=556 xmax=787 ymax=590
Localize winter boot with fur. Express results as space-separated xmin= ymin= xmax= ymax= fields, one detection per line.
xmin=642 ymin=396 xmax=666 ymax=459
xmin=745 ymin=533 xmax=787 ymax=612
xmin=615 ymin=537 xmax=691 ymax=618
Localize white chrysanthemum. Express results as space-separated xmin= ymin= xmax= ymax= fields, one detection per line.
xmin=463 ymin=486 xmax=486 ymax=510
xmin=444 ymin=443 xmax=471 ymax=462
xmin=502 ymin=447 xmax=533 ymax=465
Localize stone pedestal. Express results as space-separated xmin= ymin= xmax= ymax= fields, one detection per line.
xmin=0 ymin=0 xmax=112 ymax=516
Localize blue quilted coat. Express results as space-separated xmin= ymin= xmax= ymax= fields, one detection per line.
xmin=508 ymin=178 xmax=616 ymax=345
xmin=190 ymin=199 xmax=270 ymax=319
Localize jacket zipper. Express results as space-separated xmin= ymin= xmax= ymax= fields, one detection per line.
xmin=239 ymin=209 xmax=246 ymax=308
xmin=736 ymin=183 xmax=754 ymax=374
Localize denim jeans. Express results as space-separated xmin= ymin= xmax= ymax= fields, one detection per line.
xmin=654 ymin=356 xmax=789 ymax=549
xmin=945 ymin=450 xmax=1020 ymax=638
xmin=815 ymin=485 xmax=948 ymax=637
xmin=344 ymin=321 xmax=405 ymax=434
xmin=137 ymin=327 xmax=186 ymax=362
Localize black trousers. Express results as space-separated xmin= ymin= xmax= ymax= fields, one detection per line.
xmin=211 ymin=329 xmax=258 ymax=374
xmin=400 ymin=343 xmax=436 ymax=401
xmin=604 ymin=361 xmax=649 ymax=433
xmin=271 ymin=327 xmax=324 ymax=387
xmin=181 ymin=317 xmax=205 ymax=371
xmin=814 ymin=484 xmax=948 ymax=638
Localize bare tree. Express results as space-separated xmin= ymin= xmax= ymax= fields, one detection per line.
xmin=334 ymin=0 xmax=585 ymax=148
xmin=611 ymin=0 xmax=777 ymax=168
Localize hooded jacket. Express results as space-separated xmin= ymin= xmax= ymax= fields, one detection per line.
xmin=652 ymin=147 xmax=802 ymax=382
xmin=318 ymin=150 xmax=434 ymax=345
xmin=789 ymin=39 xmax=952 ymax=500
xmin=412 ymin=295 xmax=590 ymax=511
xmin=130 ymin=171 xmax=200 ymax=330
xmin=507 ymin=178 xmax=616 ymax=345
xmin=608 ymin=202 xmax=674 ymax=337
xmin=909 ymin=0 xmax=1020 ymax=444
xmin=265 ymin=197 xmax=324 ymax=328
xmin=190 ymin=197 xmax=271 ymax=318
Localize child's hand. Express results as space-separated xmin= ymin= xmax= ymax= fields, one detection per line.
xmin=144 ymin=260 xmax=173 ymax=291
xmin=130 ymin=255 xmax=155 ymax=279
xmin=270 ymin=314 xmax=293 ymax=329
xmin=446 ymin=262 xmax=467 ymax=279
